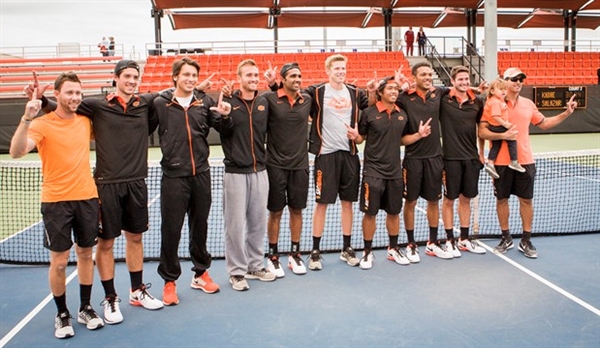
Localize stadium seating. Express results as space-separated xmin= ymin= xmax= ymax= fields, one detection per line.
xmin=0 ymin=56 xmax=121 ymax=97
xmin=497 ymin=51 xmax=599 ymax=86
xmin=138 ymin=51 xmax=412 ymax=93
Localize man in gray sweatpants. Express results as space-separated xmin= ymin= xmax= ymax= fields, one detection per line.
xmin=220 ymin=59 xmax=275 ymax=291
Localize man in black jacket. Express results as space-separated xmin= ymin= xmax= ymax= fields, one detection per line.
xmin=154 ymin=57 xmax=232 ymax=304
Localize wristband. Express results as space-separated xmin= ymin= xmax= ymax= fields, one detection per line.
xmin=21 ymin=116 xmax=33 ymax=124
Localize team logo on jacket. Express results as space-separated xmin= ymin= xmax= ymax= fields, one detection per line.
xmin=133 ymin=101 xmax=140 ymax=107
xmin=299 ymin=99 xmax=304 ymax=104
xmin=258 ymin=105 xmax=266 ymax=111
xmin=430 ymin=93 xmax=436 ymax=98
xmin=398 ymin=116 xmax=404 ymax=121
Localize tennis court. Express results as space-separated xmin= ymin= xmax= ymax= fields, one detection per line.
xmin=0 ymin=133 xmax=599 ymax=347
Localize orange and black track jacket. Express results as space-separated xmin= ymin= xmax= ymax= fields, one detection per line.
xmin=154 ymin=89 xmax=233 ymax=178
xmin=220 ymin=90 xmax=269 ymax=174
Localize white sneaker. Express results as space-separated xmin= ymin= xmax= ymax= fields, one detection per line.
xmin=425 ymin=242 xmax=454 ymax=259
xmin=457 ymin=238 xmax=486 ymax=254
xmin=287 ymin=253 xmax=307 ymax=275
xmin=77 ymin=305 xmax=104 ymax=330
xmin=359 ymin=251 xmax=374 ymax=270
xmin=101 ymin=295 xmax=123 ymax=324
xmin=445 ymin=240 xmax=462 ymax=258
xmin=245 ymin=268 xmax=276 ymax=282
xmin=405 ymin=243 xmax=421 ymax=263
xmin=267 ymin=254 xmax=285 ymax=278
xmin=308 ymin=249 xmax=322 ymax=270
xmin=129 ymin=284 xmax=164 ymax=310
xmin=387 ymin=246 xmax=410 ymax=265
xmin=55 ymin=312 xmax=75 ymax=339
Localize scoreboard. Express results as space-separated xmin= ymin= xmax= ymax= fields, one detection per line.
xmin=533 ymin=86 xmax=587 ymax=109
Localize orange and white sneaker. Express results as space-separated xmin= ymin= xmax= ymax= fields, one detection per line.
xmin=162 ymin=281 xmax=179 ymax=306
xmin=191 ymin=271 xmax=220 ymax=294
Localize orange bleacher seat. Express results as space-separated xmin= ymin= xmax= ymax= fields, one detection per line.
xmin=555 ymin=60 xmax=565 ymax=68
xmin=545 ymin=60 xmax=556 ymax=68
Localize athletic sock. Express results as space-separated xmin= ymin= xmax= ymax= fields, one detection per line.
xmin=195 ymin=269 xmax=205 ymax=278
xmin=130 ymin=270 xmax=143 ymax=291
xmin=268 ymin=243 xmax=278 ymax=256
xmin=460 ymin=227 xmax=469 ymax=240
xmin=363 ymin=239 xmax=372 ymax=254
xmin=79 ymin=284 xmax=92 ymax=311
xmin=101 ymin=279 xmax=116 ymax=298
xmin=522 ymin=231 xmax=532 ymax=242
xmin=445 ymin=228 xmax=454 ymax=241
xmin=312 ymin=236 xmax=321 ymax=251
xmin=342 ymin=235 xmax=351 ymax=250
xmin=429 ymin=226 xmax=438 ymax=244
xmin=501 ymin=229 xmax=511 ymax=239
xmin=388 ymin=234 xmax=399 ymax=249
xmin=54 ymin=292 xmax=68 ymax=314
xmin=291 ymin=242 xmax=300 ymax=254
xmin=406 ymin=229 xmax=415 ymax=244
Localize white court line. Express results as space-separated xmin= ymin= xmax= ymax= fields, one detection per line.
xmin=420 ymin=204 xmax=600 ymax=317
xmin=477 ymin=239 xmax=600 ymax=317
xmin=0 ymin=269 xmax=79 ymax=348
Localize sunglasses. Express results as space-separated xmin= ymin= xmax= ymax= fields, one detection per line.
xmin=506 ymin=76 xmax=525 ymax=83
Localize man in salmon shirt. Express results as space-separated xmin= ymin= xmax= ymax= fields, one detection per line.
xmin=10 ymin=72 xmax=104 ymax=339
xmin=478 ymin=67 xmax=578 ymax=259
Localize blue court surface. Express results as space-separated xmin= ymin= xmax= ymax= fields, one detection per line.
xmin=1 ymin=234 xmax=599 ymax=347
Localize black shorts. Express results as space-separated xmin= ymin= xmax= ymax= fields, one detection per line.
xmin=443 ymin=159 xmax=483 ymax=200
xmin=402 ymin=156 xmax=443 ymax=202
xmin=360 ymin=176 xmax=403 ymax=215
xmin=267 ymin=165 xmax=309 ymax=211
xmin=314 ymin=151 xmax=360 ymax=204
xmin=97 ymin=179 xmax=149 ymax=240
xmin=41 ymin=198 xmax=99 ymax=252
xmin=493 ymin=164 xmax=536 ymax=200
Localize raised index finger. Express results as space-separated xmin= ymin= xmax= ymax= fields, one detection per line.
xmin=31 ymin=88 xmax=38 ymax=102
xmin=568 ymin=94 xmax=576 ymax=103
xmin=32 ymin=71 xmax=39 ymax=87
xmin=218 ymin=91 xmax=224 ymax=105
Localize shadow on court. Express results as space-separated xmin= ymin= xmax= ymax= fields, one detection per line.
xmin=1 ymin=234 xmax=599 ymax=347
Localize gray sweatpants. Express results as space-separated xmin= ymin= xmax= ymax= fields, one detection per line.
xmin=223 ymin=171 xmax=269 ymax=276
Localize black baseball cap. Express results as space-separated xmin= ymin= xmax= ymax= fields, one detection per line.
xmin=280 ymin=62 xmax=301 ymax=78
xmin=113 ymin=60 xmax=140 ymax=86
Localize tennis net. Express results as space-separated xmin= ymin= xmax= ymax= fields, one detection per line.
xmin=1 ymin=149 xmax=599 ymax=264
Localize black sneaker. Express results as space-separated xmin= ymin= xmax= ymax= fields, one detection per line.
xmin=518 ymin=240 xmax=538 ymax=259
xmin=494 ymin=236 xmax=514 ymax=254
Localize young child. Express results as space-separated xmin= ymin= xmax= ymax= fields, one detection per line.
xmin=483 ymin=78 xmax=525 ymax=179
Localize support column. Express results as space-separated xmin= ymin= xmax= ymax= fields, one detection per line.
xmin=483 ymin=0 xmax=498 ymax=80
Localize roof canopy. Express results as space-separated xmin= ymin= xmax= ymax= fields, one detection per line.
xmin=151 ymin=0 xmax=600 ymax=30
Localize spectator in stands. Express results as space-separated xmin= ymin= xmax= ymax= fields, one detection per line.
xmin=10 ymin=72 xmax=104 ymax=339
xmin=439 ymin=65 xmax=487 ymax=256
xmin=478 ymin=67 xmax=578 ymax=259
xmin=417 ymin=27 xmax=427 ymax=56
xmin=219 ymin=59 xmax=275 ymax=291
xmin=260 ymin=62 xmax=312 ymax=278
xmin=351 ymin=76 xmax=431 ymax=269
xmin=404 ymin=27 xmax=415 ymax=56
xmin=98 ymin=37 xmax=109 ymax=61
xmin=154 ymin=57 xmax=232 ymax=302
xmin=108 ymin=37 xmax=115 ymax=56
